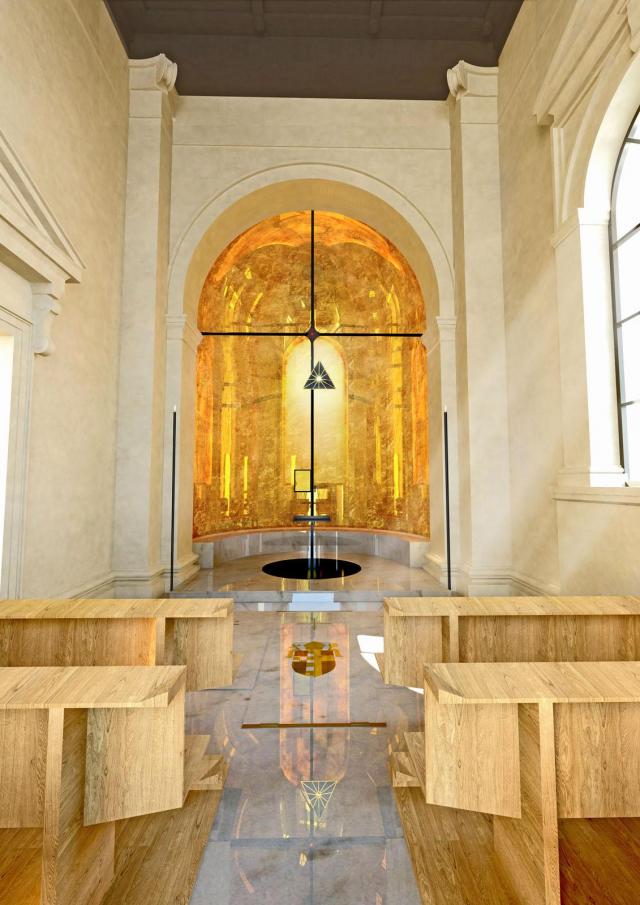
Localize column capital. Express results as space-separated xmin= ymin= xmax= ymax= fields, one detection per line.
xmin=129 ymin=54 xmax=178 ymax=92
xmin=166 ymin=314 xmax=202 ymax=353
xmin=436 ymin=315 xmax=457 ymax=341
xmin=447 ymin=61 xmax=498 ymax=101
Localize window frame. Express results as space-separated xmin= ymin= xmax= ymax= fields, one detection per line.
xmin=609 ymin=105 xmax=640 ymax=484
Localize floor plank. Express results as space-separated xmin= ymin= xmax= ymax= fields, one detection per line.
xmin=0 ymin=829 xmax=42 ymax=905
xmin=394 ymin=787 xmax=519 ymax=905
xmin=102 ymin=790 xmax=221 ymax=905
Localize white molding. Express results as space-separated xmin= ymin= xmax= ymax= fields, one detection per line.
xmin=166 ymin=313 xmax=202 ymax=352
xmin=447 ymin=61 xmax=498 ymax=100
xmin=110 ymin=567 xmax=166 ymax=599
xmin=509 ymin=570 xmax=562 ymax=596
xmin=436 ymin=315 xmax=457 ymax=339
xmin=31 ymin=290 xmax=61 ymax=356
xmin=554 ymin=485 xmax=640 ymax=505
xmin=163 ymin=555 xmax=200 ymax=594
xmin=129 ymin=54 xmax=178 ymax=92
xmin=423 ymin=550 xmax=462 ymax=592
xmin=426 ymin=552 xmax=561 ymax=597
xmin=66 ymin=555 xmax=199 ymax=599
xmin=0 ymin=130 xmax=83 ymax=355
xmin=534 ymin=0 xmax=626 ymax=127
xmin=555 ymin=464 xmax=626 ymax=489
xmin=68 ymin=572 xmax=117 ymax=599
xmin=625 ymin=0 xmax=640 ymax=52
xmin=0 ymin=301 xmax=32 ymax=599
xmin=551 ymin=207 xmax=611 ymax=248
xmin=0 ymin=131 xmax=83 ymax=280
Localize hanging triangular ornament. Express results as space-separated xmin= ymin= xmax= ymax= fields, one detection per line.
xmin=300 ymin=780 xmax=337 ymax=819
xmin=304 ymin=361 xmax=335 ymax=390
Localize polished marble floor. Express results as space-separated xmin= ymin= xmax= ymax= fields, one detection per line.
xmin=187 ymin=610 xmax=423 ymax=904
xmin=179 ymin=552 xmax=444 ymax=596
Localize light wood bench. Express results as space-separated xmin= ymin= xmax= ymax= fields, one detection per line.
xmin=392 ymin=661 xmax=640 ymax=905
xmin=0 ymin=665 xmax=226 ymax=905
xmin=382 ymin=595 xmax=640 ymax=686
xmin=0 ymin=598 xmax=234 ymax=690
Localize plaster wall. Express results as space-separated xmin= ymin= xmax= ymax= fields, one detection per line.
xmin=170 ymin=96 xmax=453 ymax=291
xmin=0 ymin=0 xmax=129 ymax=596
xmin=168 ymin=95 xmax=455 ymax=577
xmin=499 ymin=0 xmax=640 ymax=594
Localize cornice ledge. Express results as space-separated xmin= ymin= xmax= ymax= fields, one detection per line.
xmin=129 ymin=54 xmax=178 ymax=92
xmin=447 ymin=61 xmax=498 ymax=101
xmin=534 ymin=0 xmax=629 ymax=127
xmin=551 ymin=206 xmax=611 ymax=247
xmin=626 ymin=0 xmax=640 ymax=52
xmin=0 ymin=130 xmax=84 ymax=355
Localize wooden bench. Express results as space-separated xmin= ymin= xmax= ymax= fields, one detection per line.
xmin=0 ymin=598 xmax=234 ymax=690
xmin=0 ymin=665 xmax=226 ymax=905
xmin=382 ymin=595 xmax=640 ymax=686
xmin=392 ymin=661 xmax=640 ymax=905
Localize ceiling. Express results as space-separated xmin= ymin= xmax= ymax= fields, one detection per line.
xmin=104 ymin=0 xmax=524 ymax=100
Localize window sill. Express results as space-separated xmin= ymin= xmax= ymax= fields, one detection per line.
xmin=553 ymin=485 xmax=640 ymax=505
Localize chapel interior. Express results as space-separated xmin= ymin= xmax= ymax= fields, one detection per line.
xmin=2 ymin=2 xmax=640 ymax=904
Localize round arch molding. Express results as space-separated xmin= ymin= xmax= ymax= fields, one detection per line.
xmin=162 ymin=167 xmax=457 ymax=588
xmin=168 ymin=166 xmax=454 ymax=324
xmin=550 ymin=50 xmax=640 ymax=494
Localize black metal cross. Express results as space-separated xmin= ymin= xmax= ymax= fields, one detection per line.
xmin=201 ymin=210 xmax=422 ymax=565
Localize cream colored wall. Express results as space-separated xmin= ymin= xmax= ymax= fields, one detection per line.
xmin=167 ymin=96 xmax=455 ymax=576
xmin=0 ymin=0 xmax=129 ymax=596
xmin=499 ymin=0 xmax=640 ymax=594
xmin=170 ymin=96 xmax=453 ymax=275
xmin=498 ymin=1 xmax=569 ymax=592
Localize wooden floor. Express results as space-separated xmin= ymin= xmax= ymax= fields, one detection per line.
xmin=393 ymin=732 xmax=518 ymax=905
xmin=0 ymin=829 xmax=41 ymax=905
xmin=394 ymin=787 xmax=519 ymax=905
xmin=102 ymin=790 xmax=222 ymax=905
xmin=560 ymin=817 xmax=640 ymax=905
xmin=394 ymin=732 xmax=640 ymax=905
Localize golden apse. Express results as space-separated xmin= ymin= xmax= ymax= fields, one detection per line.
xmin=194 ymin=211 xmax=429 ymax=537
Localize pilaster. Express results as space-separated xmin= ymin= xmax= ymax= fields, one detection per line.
xmin=160 ymin=314 xmax=202 ymax=590
xmin=112 ymin=55 xmax=177 ymax=596
xmin=552 ymin=210 xmax=625 ymax=488
xmin=424 ymin=316 xmax=463 ymax=590
xmin=448 ymin=61 xmax=512 ymax=588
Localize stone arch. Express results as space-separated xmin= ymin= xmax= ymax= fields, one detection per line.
xmin=566 ymin=52 xmax=640 ymax=220
xmin=168 ymin=165 xmax=454 ymax=326
xmin=163 ymin=166 xmax=456 ymax=584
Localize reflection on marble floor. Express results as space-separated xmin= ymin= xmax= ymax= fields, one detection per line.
xmin=179 ymin=552 xmax=443 ymax=595
xmin=187 ymin=611 xmax=423 ymax=905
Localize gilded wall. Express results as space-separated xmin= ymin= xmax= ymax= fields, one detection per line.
xmin=194 ymin=211 xmax=428 ymax=537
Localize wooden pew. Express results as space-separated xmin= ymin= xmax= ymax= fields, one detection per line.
xmin=392 ymin=661 xmax=640 ymax=905
xmin=382 ymin=595 xmax=640 ymax=686
xmin=0 ymin=665 xmax=226 ymax=905
xmin=0 ymin=598 xmax=234 ymax=690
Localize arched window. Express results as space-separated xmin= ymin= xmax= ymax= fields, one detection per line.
xmin=611 ymin=108 xmax=640 ymax=483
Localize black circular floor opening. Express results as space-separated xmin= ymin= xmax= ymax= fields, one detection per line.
xmin=262 ymin=557 xmax=362 ymax=580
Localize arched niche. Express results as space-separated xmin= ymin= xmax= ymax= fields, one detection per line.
xmin=192 ymin=209 xmax=429 ymax=538
xmin=169 ymin=170 xmax=453 ymax=325
xmin=163 ymin=170 xmax=456 ymax=582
